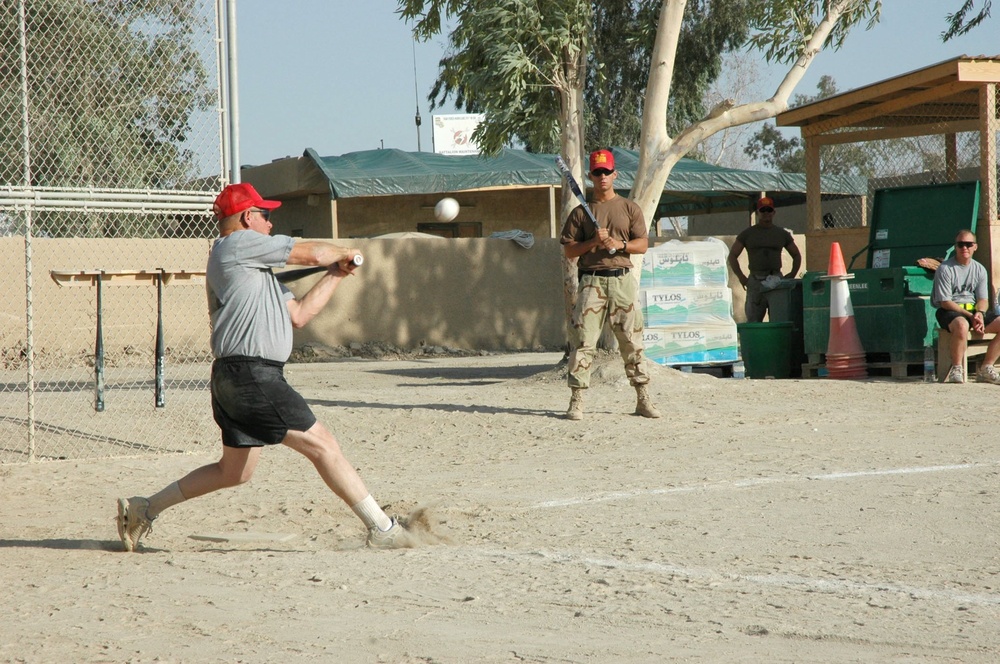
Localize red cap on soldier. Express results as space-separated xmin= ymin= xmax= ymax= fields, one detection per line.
xmin=213 ymin=183 xmax=282 ymax=218
xmin=589 ymin=149 xmax=615 ymax=174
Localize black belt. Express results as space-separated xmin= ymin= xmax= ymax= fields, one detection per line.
xmin=214 ymin=355 xmax=285 ymax=369
xmin=580 ymin=268 xmax=629 ymax=278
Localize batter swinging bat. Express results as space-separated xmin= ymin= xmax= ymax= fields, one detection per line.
xmin=555 ymin=155 xmax=616 ymax=255
xmin=275 ymin=254 xmax=364 ymax=283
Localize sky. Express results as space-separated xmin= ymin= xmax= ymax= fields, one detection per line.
xmin=232 ymin=1 xmax=998 ymax=169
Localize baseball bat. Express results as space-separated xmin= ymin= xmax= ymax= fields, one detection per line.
xmin=154 ymin=269 xmax=165 ymax=409
xmin=94 ymin=272 xmax=105 ymax=412
xmin=275 ymin=254 xmax=364 ymax=283
xmin=555 ymin=155 xmax=616 ymax=255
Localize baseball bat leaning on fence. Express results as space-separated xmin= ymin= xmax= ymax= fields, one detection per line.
xmin=275 ymin=254 xmax=364 ymax=283
xmin=555 ymin=155 xmax=615 ymax=255
xmin=155 ymin=269 xmax=165 ymax=408
xmin=95 ymin=272 xmax=105 ymax=412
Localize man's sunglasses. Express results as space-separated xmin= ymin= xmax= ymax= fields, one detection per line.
xmin=955 ymin=241 xmax=976 ymax=249
xmin=758 ymin=207 xmax=775 ymax=213
xmin=591 ymin=168 xmax=614 ymax=177
xmin=247 ymin=208 xmax=270 ymax=221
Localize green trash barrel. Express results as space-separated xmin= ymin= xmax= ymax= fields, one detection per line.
xmin=737 ymin=322 xmax=794 ymax=379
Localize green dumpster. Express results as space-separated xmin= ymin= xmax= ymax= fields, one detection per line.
xmin=802 ymin=181 xmax=980 ymax=372
xmin=737 ymin=322 xmax=794 ymax=379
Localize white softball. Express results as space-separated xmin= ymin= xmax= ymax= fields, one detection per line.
xmin=434 ymin=197 xmax=460 ymax=222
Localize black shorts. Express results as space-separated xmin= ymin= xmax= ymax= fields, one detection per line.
xmin=936 ymin=307 xmax=998 ymax=330
xmin=211 ymin=356 xmax=317 ymax=448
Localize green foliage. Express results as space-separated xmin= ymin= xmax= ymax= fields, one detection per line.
xmin=943 ymin=0 xmax=992 ymax=40
xmin=0 ymin=0 xmax=213 ymax=192
xmin=587 ymin=0 xmax=750 ymax=149
xmin=401 ymin=0 xmax=590 ymax=154
xmin=746 ymin=0 xmax=881 ymax=65
xmin=399 ymin=0 xmax=750 ymax=153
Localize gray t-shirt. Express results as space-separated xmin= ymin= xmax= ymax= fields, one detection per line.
xmin=931 ymin=256 xmax=988 ymax=308
xmin=206 ymin=231 xmax=296 ymax=361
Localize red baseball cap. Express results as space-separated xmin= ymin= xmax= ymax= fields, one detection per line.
xmin=213 ymin=183 xmax=282 ymax=218
xmin=589 ymin=149 xmax=615 ymax=174
xmin=756 ymin=196 xmax=775 ymax=210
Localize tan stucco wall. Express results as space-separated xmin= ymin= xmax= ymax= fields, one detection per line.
xmin=0 ymin=238 xmax=213 ymax=362
xmin=2 ymin=234 xmax=809 ymax=359
xmin=0 ymin=237 xmax=567 ymax=359
xmin=284 ymin=238 xmax=566 ymax=349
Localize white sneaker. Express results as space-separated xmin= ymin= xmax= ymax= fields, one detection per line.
xmin=366 ymin=517 xmax=415 ymax=549
xmin=944 ymin=365 xmax=965 ymax=384
xmin=977 ymin=364 xmax=1000 ymax=384
xmin=116 ymin=497 xmax=154 ymax=552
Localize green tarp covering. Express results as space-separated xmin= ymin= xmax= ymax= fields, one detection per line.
xmin=304 ymin=146 xmax=866 ymax=216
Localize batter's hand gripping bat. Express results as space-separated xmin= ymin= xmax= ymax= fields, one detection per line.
xmin=555 ymin=155 xmax=615 ymax=255
xmin=275 ymin=254 xmax=364 ymax=283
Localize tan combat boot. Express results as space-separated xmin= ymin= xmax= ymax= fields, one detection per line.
xmin=565 ymin=388 xmax=584 ymax=420
xmin=634 ymin=384 xmax=661 ymax=419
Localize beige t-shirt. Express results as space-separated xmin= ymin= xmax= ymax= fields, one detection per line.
xmin=560 ymin=196 xmax=647 ymax=271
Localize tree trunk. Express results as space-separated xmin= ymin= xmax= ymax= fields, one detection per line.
xmin=558 ymin=43 xmax=588 ymax=355
xmin=631 ymin=0 xmax=849 ymax=225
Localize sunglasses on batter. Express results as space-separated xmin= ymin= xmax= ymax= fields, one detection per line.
xmin=591 ymin=168 xmax=614 ymax=177
xmin=247 ymin=208 xmax=270 ymax=221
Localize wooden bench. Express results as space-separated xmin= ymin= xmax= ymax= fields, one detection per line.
xmin=936 ymin=329 xmax=998 ymax=380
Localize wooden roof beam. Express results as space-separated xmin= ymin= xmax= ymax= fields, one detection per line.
xmin=810 ymin=119 xmax=981 ymax=146
xmin=777 ymin=58 xmax=967 ymax=126
xmin=802 ymin=80 xmax=979 ymax=137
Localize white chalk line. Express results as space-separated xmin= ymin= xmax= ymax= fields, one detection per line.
xmin=532 ymin=462 xmax=1000 ymax=509
xmin=473 ymin=548 xmax=1000 ymax=608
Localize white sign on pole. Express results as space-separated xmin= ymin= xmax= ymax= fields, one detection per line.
xmin=432 ymin=114 xmax=485 ymax=155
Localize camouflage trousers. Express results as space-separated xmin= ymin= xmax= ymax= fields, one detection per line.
xmin=567 ymin=273 xmax=651 ymax=389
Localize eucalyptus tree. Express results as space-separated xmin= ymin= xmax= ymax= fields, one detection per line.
xmin=943 ymin=0 xmax=991 ymax=40
xmin=400 ymin=0 xmax=747 ymax=187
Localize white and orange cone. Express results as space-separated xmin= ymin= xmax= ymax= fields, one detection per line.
xmin=821 ymin=242 xmax=867 ymax=379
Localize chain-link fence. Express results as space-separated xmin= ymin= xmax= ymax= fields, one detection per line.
xmin=1 ymin=0 xmax=225 ymax=464
xmin=816 ymin=87 xmax=1000 ymax=230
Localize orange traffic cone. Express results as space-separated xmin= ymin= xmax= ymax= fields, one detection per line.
xmin=823 ymin=242 xmax=867 ymax=379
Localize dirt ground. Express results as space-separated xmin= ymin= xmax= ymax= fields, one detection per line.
xmin=1 ymin=351 xmax=998 ymax=663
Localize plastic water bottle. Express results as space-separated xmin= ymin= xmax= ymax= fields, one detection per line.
xmin=732 ymin=360 xmax=745 ymax=379
xmin=923 ymin=344 xmax=936 ymax=383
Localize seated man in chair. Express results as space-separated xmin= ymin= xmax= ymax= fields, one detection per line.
xmin=931 ymin=229 xmax=1000 ymax=384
